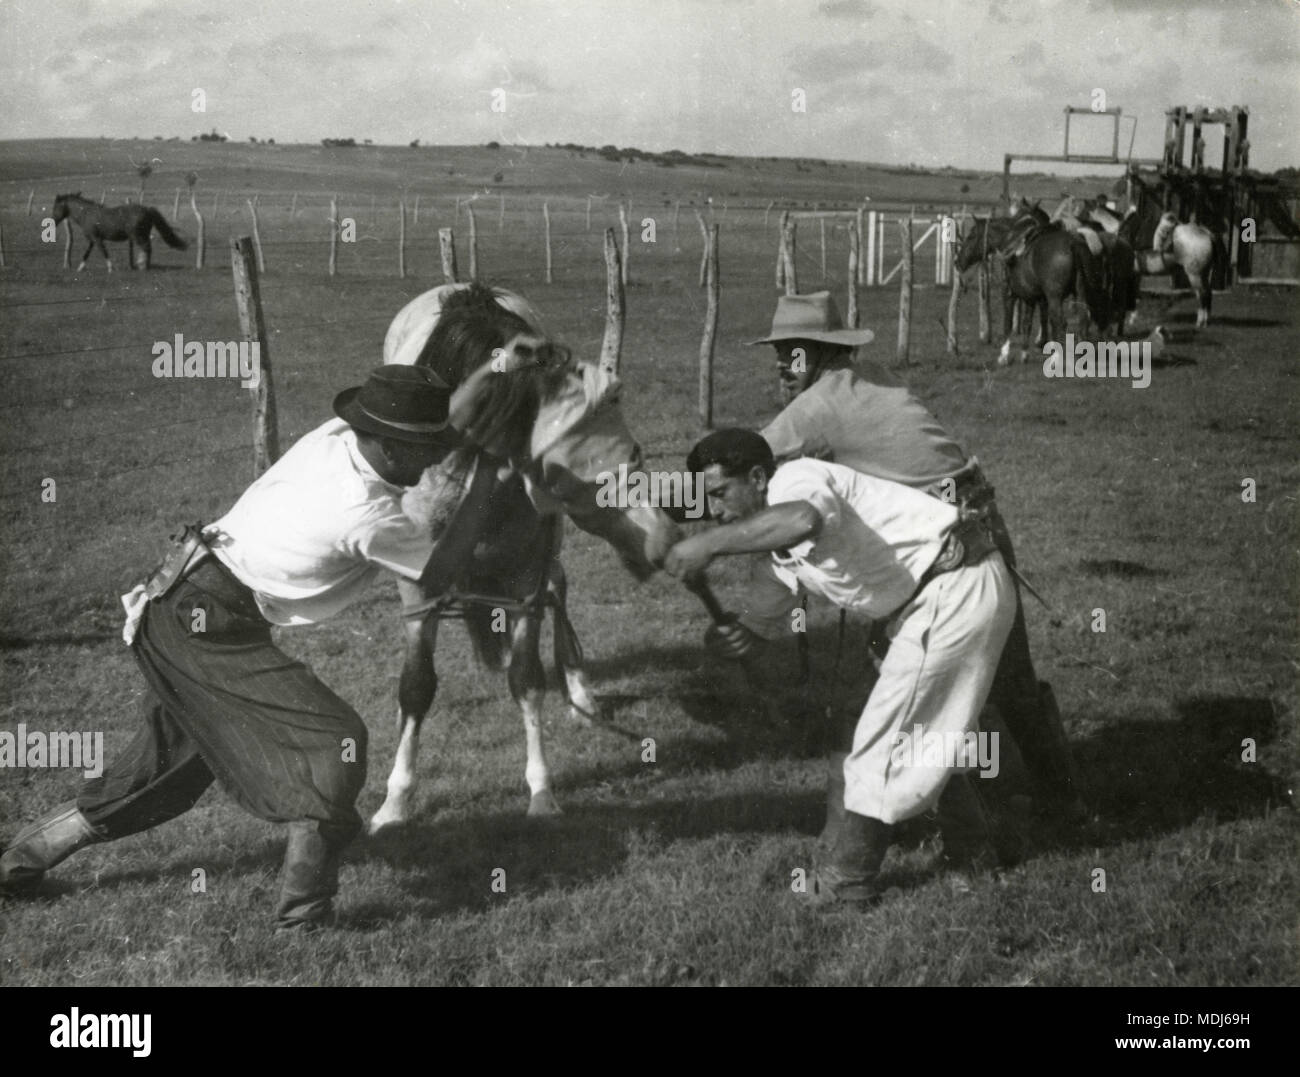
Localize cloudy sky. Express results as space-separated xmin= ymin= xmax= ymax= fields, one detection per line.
xmin=2 ymin=0 xmax=1296 ymax=171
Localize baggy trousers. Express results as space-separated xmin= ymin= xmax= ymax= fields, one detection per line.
xmin=77 ymin=560 xmax=368 ymax=919
xmin=843 ymin=553 xmax=1016 ymax=824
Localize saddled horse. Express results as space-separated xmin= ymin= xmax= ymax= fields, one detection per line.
xmin=1120 ymin=206 xmax=1224 ymax=328
xmin=52 ymin=193 xmax=187 ymax=272
xmin=369 ymin=283 xmax=679 ymax=830
xmin=956 ymin=204 xmax=1106 ymax=364
xmin=1045 ymin=198 xmax=1139 ymax=336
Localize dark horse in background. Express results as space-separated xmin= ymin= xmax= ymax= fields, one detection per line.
xmin=52 ymin=193 xmax=187 ymax=272
xmin=956 ymin=201 xmax=1110 ymax=364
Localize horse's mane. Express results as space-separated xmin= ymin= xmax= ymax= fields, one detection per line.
xmin=414 ymin=281 xmax=571 ymax=458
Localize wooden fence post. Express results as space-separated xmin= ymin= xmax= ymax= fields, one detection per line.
xmin=673 ymin=201 xmax=680 ymax=248
xmin=945 ymin=217 xmax=961 ymax=356
xmin=586 ymin=194 xmax=593 ymax=232
xmin=412 ymin=193 xmax=419 ymax=225
xmin=782 ymin=214 xmax=798 ymax=295
xmin=467 ymin=205 xmax=478 ymax=278
xmin=820 ymin=217 xmax=827 ymax=281
xmin=398 ymin=198 xmax=406 ymax=278
xmin=978 ymin=265 xmax=991 ymax=344
xmin=328 ymin=195 xmax=338 ymax=277
xmin=847 ymin=219 xmax=860 ymax=328
xmin=190 ymin=191 xmax=205 ymax=271
xmin=439 ymin=227 xmax=458 ymax=283
xmin=26 ymin=191 xmax=34 ymax=216
xmin=246 ymin=199 xmax=265 ymax=273
xmin=0 ymin=219 xmax=7 ymax=268
xmin=599 ymin=228 xmax=625 ymax=376
xmin=897 ymin=214 xmax=913 ymax=365
xmin=172 ymin=189 xmax=181 ymax=218
xmin=543 ymin=201 xmax=553 ymax=284
xmin=764 ymin=200 xmax=774 ymax=228
xmin=230 ymin=236 xmax=279 ymax=476
xmin=978 ymin=219 xmax=992 ymax=343
xmin=696 ymin=209 xmax=709 ymax=287
xmin=856 ymin=204 xmax=866 ymax=284
xmin=619 ymin=202 xmax=630 ymax=286
xmin=62 ymin=218 xmax=72 ymax=269
xmin=699 ymin=224 xmax=720 ymax=430
xmin=776 ymin=209 xmax=788 ymax=289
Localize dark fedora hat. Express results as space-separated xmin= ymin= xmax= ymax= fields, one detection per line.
xmin=333 ymin=365 xmax=458 ymax=443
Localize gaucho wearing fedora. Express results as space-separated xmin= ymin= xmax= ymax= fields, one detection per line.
xmin=0 ymin=366 xmax=479 ymax=930
xmin=724 ymin=292 xmax=1085 ymax=853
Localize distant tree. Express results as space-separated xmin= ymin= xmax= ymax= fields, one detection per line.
xmin=486 ymin=140 xmax=500 ymax=149
xmin=410 ymin=139 xmax=420 ymax=148
xmin=267 ymin=138 xmax=275 ymax=145
xmin=960 ymin=183 xmax=970 ymax=193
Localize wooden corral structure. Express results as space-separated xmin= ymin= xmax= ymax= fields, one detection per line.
xmin=1126 ymin=106 xmax=1300 ymax=285
xmin=1003 ymin=104 xmax=1300 ymax=287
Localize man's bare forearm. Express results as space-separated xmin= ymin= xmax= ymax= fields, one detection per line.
xmin=701 ymin=501 xmax=822 ymax=558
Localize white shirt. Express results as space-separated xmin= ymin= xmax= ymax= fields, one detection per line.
xmin=765 ymin=458 xmax=957 ymax=619
xmin=204 ymin=419 xmax=434 ymax=626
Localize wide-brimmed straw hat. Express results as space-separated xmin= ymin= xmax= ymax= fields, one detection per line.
xmin=333 ymin=365 xmax=459 ymax=443
xmin=746 ymin=290 xmax=875 ymax=346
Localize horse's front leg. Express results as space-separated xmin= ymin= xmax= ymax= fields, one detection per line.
xmin=370 ymin=580 xmax=440 ymax=834
xmin=77 ymin=238 xmax=94 ymax=272
xmin=1195 ymin=268 xmax=1212 ymax=328
xmin=509 ymin=607 xmax=560 ymax=816
xmin=547 ymin=559 xmax=604 ymax=725
xmin=137 ymin=238 xmax=152 ymax=270
xmin=997 ymin=275 xmax=1015 ymax=366
xmin=97 ymin=239 xmax=112 ymax=273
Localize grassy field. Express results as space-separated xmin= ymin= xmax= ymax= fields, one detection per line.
xmin=1 ymin=140 xmax=1296 ymax=987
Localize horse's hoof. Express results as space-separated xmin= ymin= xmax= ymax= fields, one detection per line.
xmin=567 ymin=702 xmax=604 ymax=726
xmin=367 ymin=802 xmax=410 ymax=834
xmin=527 ymin=790 xmax=563 ymax=818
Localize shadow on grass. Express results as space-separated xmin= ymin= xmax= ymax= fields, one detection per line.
xmin=1061 ymin=695 xmax=1292 ymax=849
xmin=358 ymin=786 xmax=824 ymax=921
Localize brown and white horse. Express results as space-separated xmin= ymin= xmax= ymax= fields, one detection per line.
xmin=369 ymin=284 xmax=677 ymax=831
xmin=1121 ymin=207 xmax=1225 ymax=328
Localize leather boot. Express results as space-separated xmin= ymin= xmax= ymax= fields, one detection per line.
xmin=812 ymin=810 xmax=891 ymax=907
xmin=817 ymin=751 xmax=849 ymax=849
xmin=937 ymin=773 xmax=1011 ymax=872
xmin=275 ymin=821 xmax=343 ymax=932
xmin=0 ymin=802 xmax=102 ymax=896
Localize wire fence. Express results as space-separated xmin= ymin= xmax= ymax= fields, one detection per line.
xmin=0 ymin=179 xmax=987 ymax=638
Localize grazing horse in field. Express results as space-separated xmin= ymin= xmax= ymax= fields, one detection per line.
xmin=369 ymin=283 xmax=678 ymax=830
xmin=957 ymin=205 xmax=1104 ymax=364
xmin=1121 ymin=207 xmax=1224 ymax=328
xmin=52 ymin=193 xmax=187 ymax=272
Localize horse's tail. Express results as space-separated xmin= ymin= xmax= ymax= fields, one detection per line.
xmin=145 ymin=208 xmax=188 ymax=249
xmin=464 ymin=602 xmax=509 ymax=670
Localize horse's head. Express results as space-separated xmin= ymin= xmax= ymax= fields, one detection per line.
xmin=1152 ymin=211 xmax=1179 ymax=252
xmin=954 ymin=217 xmax=989 ymax=274
xmin=51 ymin=193 xmax=73 ymax=222
xmin=401 ymin=283 xmax=679 ymax=578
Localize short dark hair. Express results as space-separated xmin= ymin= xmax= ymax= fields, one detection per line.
xmin=687 ymin=428 xmax=775 ymax=478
